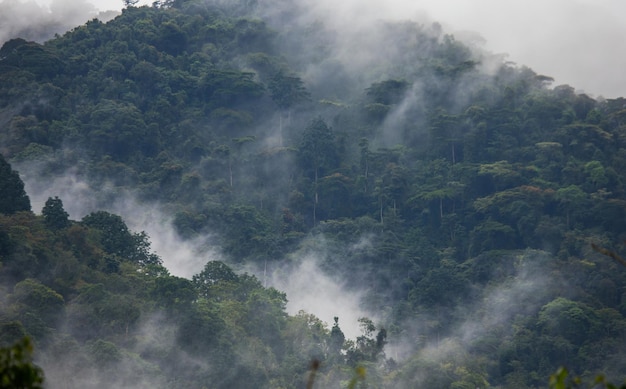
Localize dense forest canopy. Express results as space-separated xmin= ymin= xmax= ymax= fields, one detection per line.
xmin=1 ymin=0 xmax=626 ymax=387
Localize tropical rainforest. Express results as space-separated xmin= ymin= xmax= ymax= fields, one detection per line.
xmin=1 ymin=0 xmax=626 ymax=388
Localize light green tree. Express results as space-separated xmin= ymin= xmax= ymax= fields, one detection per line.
xmin=0 ymin=337 xmax=44 ymax=389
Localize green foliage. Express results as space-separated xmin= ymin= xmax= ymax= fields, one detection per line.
xmin=268 ymin=71 xmax=311 ymax=110
xmin=298 ymin=117 xmax=338 ymax=180
xmin=366 ymin=79 xmax=410 ymax=105
xmin=81 ymin=211 xmax=135 ymax=257
xmin=192 ymin=260 xmax=238 ymax=297
xmin=151 ymin=275 xmax=196 ymax=311
xmin=10 ymin=279 xmax=65 ymax=325
xmin=329 ymin=316 xmax=345 ymax=358
xmin=538 ymin=298 xmax=601 ymax=346
xmin=347 ymin=365 xmax=367 ymax=389
xmin=0 ymin=39 xmax=62 ymax=79
xmin=346 ymin=318 xmax=387 ymax=365
xmin=41 ymin=197 xmax=70 ymax=230
xmin=156 ymin=21 xmax=188 ymax=56
xmin=0 ymin=337 xmax=44 ymax=389
xmin=549 ymin=367 xmax=626 ymax=389
xmin=284 ymin=311 xmax=329 ymax=367
xmin=81 ymin=211 xmax=161 ymax=266
xmin=0 ymin=155 xmax=31 ymax=215
xmin=2 ymin=2 xmax=626 ymax=387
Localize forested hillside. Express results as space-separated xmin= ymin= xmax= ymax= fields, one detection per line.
xmin=1 ymin=0 xmax=626 ymax=387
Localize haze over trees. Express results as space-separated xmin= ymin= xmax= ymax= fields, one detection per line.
xmin=1 ymin=0 xmax=626 ymax=387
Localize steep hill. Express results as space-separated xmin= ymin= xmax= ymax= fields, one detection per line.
xmin=1 ymin=0 xmax=626 ymax=387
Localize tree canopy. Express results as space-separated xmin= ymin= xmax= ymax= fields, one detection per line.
xmin=1 ymin=1 xmax=626 ymax=387
xmin=0 ymin=154 xmax=30 ymax=215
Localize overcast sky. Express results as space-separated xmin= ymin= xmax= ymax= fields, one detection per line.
xmin=17 ymin=0 xmax=626 ymax=98
xmin=412 ymin=0 xmax=626 ymax=99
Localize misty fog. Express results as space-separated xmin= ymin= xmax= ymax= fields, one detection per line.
xmin=0 ymin=0 xmax=118 ymax=45
xmin=2 ymin=0 xmax=626 ymax=387
xmin=16 ymin=0 xmax=625 ymax=98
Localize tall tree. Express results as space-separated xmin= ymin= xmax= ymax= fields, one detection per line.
xmin=81 ymin=211 xmax=162 ymax=267
xmin=555 ymin=185 xmax=587 ymax=229
xmin=298 ymin=117 xmax=338 ymax=225
xmin=192 ymin=260 xmax=238 ymax=298
xmin=42 ymin=196 xmax=70 ymax=230
xmin=269 ymin=71 xmax=310 ymax=145
xmin=268 ymin=71 xmax=310 ymax=112
xmin=0 ymin=154 xmax=31 ymax=215
xmin=329 ymin=316 xmax=345 ymax=361
xmin=82 ymin=211 xmax=134 ymax=258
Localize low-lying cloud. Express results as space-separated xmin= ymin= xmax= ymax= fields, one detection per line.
xmin=19 ymin=165 xmax=215 ymax=278
xmin=10 ymin=0 xmax=622 ymax=98
xmin=18 ymin=163 xmax=379 ymax=341
xmin=0 ymin=0 xmax=118 ymax=46
xmin=266 ymin=252 xmax=375 ymax=339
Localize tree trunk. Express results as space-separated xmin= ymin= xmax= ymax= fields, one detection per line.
xmin=313 ymin=191 xmax=318 ymax=226
xmin=439 ymin=197 xmax=444 ymax=221
xmin=229 ymin=159 xmax=233 ymax=188
xmin=313 ymin=166 xmax=318 ymax=226
xmin=451 ymin=142 xmax=456 ymax=164
xmin=364 ymin=157 xmax=369 ymax=193
xmin=279 ymin=113 xmax=283 ymax=146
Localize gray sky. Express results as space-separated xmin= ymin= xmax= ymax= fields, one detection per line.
xmin=410 ymin=0 xmax=626 ymax=98
xmin=22 ymin=0 xmax=626 ymax=98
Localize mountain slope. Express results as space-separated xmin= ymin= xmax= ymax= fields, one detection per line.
xmin=1 ymin=1 xmax=626 ymax=387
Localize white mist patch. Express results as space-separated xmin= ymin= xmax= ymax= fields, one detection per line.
xmin=22 ymin=168 xmax=105 ymax=219
xmin=271 ymin=0 xmax=625 ymax=98
xmin=20 ymin=168 xmax=215 ymax=278
xmin=112 ymin=199 xmax=220 ymax=279
xmin=380 ymin=82 xmax=425 ymax=147
xmin=456 ymin=257 xmax=550 ymax=347
xmin=11 ymin=0 xmax=626 ymax=98
xmin=0 ymin=0 xmax=120 ymax=45
xmin=268 ymin=255 xmax=372 ymax=340
xmin=388 ymin=250 xmax=554 ymax=370
xmin=412 ymin=0 xmax=626 ymax=98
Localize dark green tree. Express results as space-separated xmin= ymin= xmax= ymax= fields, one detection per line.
xmin=0 ymin=154 xmax=31 ymax=215
xmin=298 ymin=118 xmax=339 ymax=225
xmin=131 ymin=231 xmax=163 ymax=266
xmin=268 ymin=71 xmax=310 ymax=111
xmin=555 ymin=185 xmax=587 ymax=229
xmin=366 ymin=79 xmax=409 ymax=105
xmin=41 ymin=197 xmax=70 ymax=230
xmin=81 ymin=211 xmax=162 ymax=266
xmin=192 ymin=261 xmax=239 ymax=298
xmin=82 ymin=211 xmax=134 ymax=258
xmin=11 ymin=278 xmax=65 ymax=326
xmin=268 ymin=71 xmax=310 ymax=145
xmin=152 ymin=276 xmax=196 ymax=312
xmin=157 ymin=22 xmax=188 ymax=56
xmin=346 ymin=318 xmax=387 ymax=365
xmin=329 ymin=317 xmax=345 ymax=359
